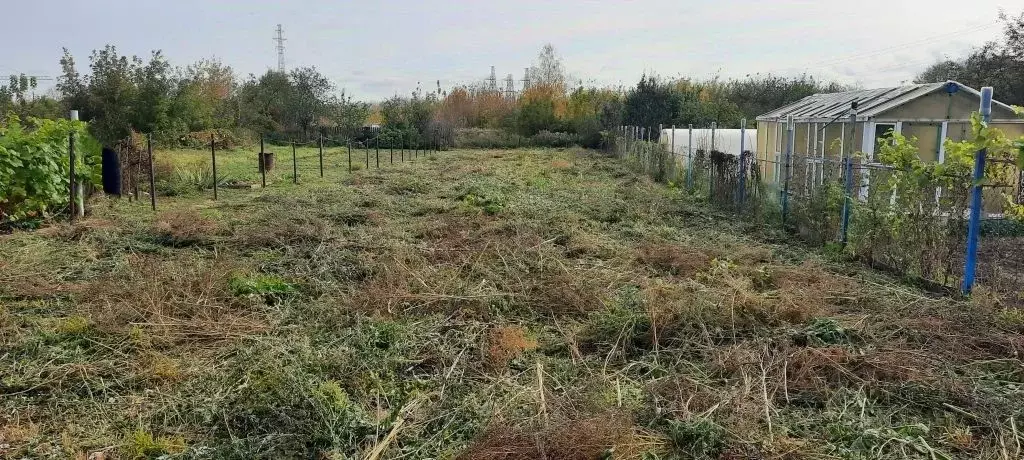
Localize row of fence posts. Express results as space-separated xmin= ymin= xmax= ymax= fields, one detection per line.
xmin=616 ymin=87 xmax=994 ymax=295
xmin=67 ymin=125 xmax=450 ymax=219
xmin=620 ymin=120 xmax=736 ymax=199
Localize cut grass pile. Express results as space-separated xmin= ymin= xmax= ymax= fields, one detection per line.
xmin=2 ymin=148 xmax=1023 ymax=459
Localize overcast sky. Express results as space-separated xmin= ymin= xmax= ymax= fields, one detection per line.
xmin=1 ymin=0 xmax=1015 ymax=101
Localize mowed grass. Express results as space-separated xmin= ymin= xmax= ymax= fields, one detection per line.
xmin=2 ymin=147 xmax=1023 ymax=459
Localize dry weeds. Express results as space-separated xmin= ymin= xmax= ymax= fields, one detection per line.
xmin=2 ymin=148 xmax=1021 ymax=459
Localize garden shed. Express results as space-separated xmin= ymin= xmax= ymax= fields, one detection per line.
xmin=754 ymin=81 xmax=1024 ymax=187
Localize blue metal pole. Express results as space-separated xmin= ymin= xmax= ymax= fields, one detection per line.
xmin=737 ymin=119 xmax=747 ymax=207
xmin=782 ymin=115 xmax=795 ymax=225
xmin=840 ymin=110 xmax=857 ymax=246
xmin=962 ymin=86 xmax=993 ymax=295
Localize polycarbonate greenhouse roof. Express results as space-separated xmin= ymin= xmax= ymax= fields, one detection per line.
xmin=755 ymin=80 xmax=1015 ymax=122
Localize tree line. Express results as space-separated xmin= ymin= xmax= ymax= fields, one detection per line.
xmin=0 ymin=41 xmax=849 ymax=149
xmin=5 ymin=10 xmax=1021 ymax=150
xmin=376 ymin=43 xmax=851 ymax=148
xmin=2 ymin=46 xmax=370 ymax=146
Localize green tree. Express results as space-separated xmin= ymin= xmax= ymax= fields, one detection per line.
xmin=916 ymin=10 xmax=1024 ymax=106
xmin=184 ymin=59 xmax=236 ymax=129
xmin=83 ymin=45 xmax=141 ymax=143
xmin=623 ymin=74 xmax=679 ymax=137
xmin=134 ymin=51 xmax=174 ymax=134
xmin=289 ymin=66 xmax=335 ymax=135
xmin=57 ymin=48 xmax=89 ymax=115
xmin=237 ymin=71 xmax=293 ymax=134
xmin=724 ymin=74 xmax=846 ymax=121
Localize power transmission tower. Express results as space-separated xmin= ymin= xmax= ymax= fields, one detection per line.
xmin=274 ymin=24 xmax=286 ymax=73
xmin=505 ymin=74 xmax=515 ymax=100
xmin=488 ymin=66 xmax=497 ymax=92
xmin=522 ymin=67 xmax=531 ymax=91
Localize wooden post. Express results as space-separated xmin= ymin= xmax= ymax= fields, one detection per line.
xmin=318 ymin=134 xmax=324 ymax=178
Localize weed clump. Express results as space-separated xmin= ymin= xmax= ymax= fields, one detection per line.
xmin=125 ymin=430 xmax=186 ymax=459
xmin=229 ymin=273 xmax=297 ymax=303
xmin=660 ymin=418 xmax=726 ymax=459
xmin=457 ymin=413 xmax=648 ymax=460
xmin=150 ymin=209 xmax=221 ymax=246
xmin=457 ymin=181 xmax=506 ymax=215
xmin=485 ymin=325 xmax=537 ymax=369
xmin=636 ymin=242 xmax=712 ymax=277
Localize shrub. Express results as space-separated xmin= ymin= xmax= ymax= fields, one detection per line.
xmin=0 ymin=115 xmax=101 ymax=222
xmin=125 ymin=430 xmax=186 ymax=459
xmin=661 ymin=418 xmax=726 ymax=459
xmin=151 ymin=209 xmax=221 ymax=246
xmin=582 ymin=286 xmax=651 ymax=354
xmin=229 ymin=273 xmax=298 ymax=304
xmin=176 ymin=128 xmax=248 ymax=150
xmin=454 ymin=128 xmax=526 ymax=149
xmin=157 ymin=161 xmax=231 ymax=196
xmin=529 ymin=130 xmax=577 ymax=148
xmin=457 ymin=181 xmax=506 ymax=215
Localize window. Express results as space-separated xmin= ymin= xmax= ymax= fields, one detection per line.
xmin=874 ymin=123 xmax=896 ymax=145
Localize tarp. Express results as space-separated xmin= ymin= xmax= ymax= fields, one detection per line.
xmin=659 ymin=129 xmax=757 ymax=161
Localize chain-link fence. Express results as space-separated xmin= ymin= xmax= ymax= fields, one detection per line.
xmin=612 ymin=121 xmax=1024 ymax=305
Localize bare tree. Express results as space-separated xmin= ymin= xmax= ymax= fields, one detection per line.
xmin=529 ymin=44 xmax=566 ymax=89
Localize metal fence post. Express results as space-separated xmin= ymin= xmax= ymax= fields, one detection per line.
xmin=318 ymin=134 xmax=324 ymax=178
xmin=709 ymin=122 xmax=717 ymax=199
xmin=133 ymin=135 xmax=141 ymax=202
xmin=670 ymin=124 xmax=676 ymax=179
xmin=148 ymin=133 xmax=156 ymax=211
xmin=348 ymin=139 xmax=352 ymax=174
xmin=211 ymin=133 xmax=218 ymax=200
xmin=687 ymin=124 xmax=693 ymax=190
xmin=737 ymin=119 xmax=747 ymax=208
xmin=626 ymin=126 xmax=631 ymax=157
xmin=782 ymin=115 xmax=795 ymax=225
xmin=711 ymin=122 xmax=717 ymax=152
xmin=962 ymin=87 xmax=993 ymax=295
xmin=658 ymin=123 xmax=664 ymax=179
xmin=390 ymin=138 xmax=394 ymax=164
xmin=376 ymin=136 xmax=380 ymax=168
xmin=68 ymin=130 xmax=76 ymax=220
xmin=292 ymin=141 xmax=298 ymax=184
xmin=840 ymin=109 xmax=857 ymax=246
xmin=260 ymin=135 xmax=267 ymax=188
xmin=840 ymin=156 xmax=854 ymax=243
xmin=629 ymin=126 xmax=634 ymax=157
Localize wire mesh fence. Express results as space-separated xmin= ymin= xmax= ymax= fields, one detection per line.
xmin=613 ymin=123 xmax=1024 ymax=305
xmin=97 ymin=125 xmax=455 ymax=213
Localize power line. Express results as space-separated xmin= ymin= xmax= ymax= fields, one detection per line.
xmin=815 ymin=21 xmax=996 ymax=68
xmin=5 ymin=75 xmax=54 ymax=81
xmin=763 ymin=20 xmax=999 ymax=75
